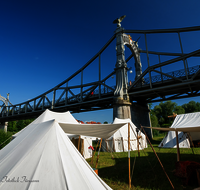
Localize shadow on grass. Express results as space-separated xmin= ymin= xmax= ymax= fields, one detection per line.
xmin=98 ymin=151 xmax=200 ymax=190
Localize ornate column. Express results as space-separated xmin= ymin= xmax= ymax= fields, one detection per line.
xmin=113 ymin=16 xmax=131 ymax=120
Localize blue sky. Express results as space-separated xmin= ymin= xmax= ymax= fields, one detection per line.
xmin=0 ymin=0 xmax=200 ymax=123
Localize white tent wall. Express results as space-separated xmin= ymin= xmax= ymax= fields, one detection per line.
xmin=0 ymin=119 xmax=112 ymax=190
xmin=102 ymin=118 xmax=147 ymax=152
xmin=158 ymin=112 xmax=200 ymax=148
xmin=158 ymin=131 xmax=190 ymax=148
xmin=67 ymin=134 xmax=93 ymax=159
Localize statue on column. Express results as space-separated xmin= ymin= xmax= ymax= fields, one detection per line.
xmin=113 ymin=15 xmax=129 ymax=101
xmin=113 ymin=15 xmax=143 ymax=101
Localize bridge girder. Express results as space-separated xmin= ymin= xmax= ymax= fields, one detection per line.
xmin=1 ymin=25 xmax=200 ymax=121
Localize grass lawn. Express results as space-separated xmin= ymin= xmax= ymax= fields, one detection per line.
xmin=87 ymin=135 xmax=200 ymax=190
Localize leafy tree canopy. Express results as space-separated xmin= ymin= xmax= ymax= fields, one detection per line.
xmin=182 ymin=101 xmax=200 ymax=113
xmin=153 ymin=101 xmax=178 ymax=127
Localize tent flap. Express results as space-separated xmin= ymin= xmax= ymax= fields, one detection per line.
xmin=59 ymin=123 xmax=125 ymax=139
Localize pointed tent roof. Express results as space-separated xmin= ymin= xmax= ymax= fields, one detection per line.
xmin=0 ymin=119 xmax=112 ymax=190
xmin=12 ymin=109 xmax=78 ymax=138
xmin=32 ymin=109 xmax=79 ymax=124
xmin=0 ymin=109 xmax=126 ymax=189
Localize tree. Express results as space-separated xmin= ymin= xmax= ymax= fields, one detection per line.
xmin=0 ymin=130 xmax=13 ymax=149
xmin=149 ymin=103 xmax=160 ymax=136
xmin=103 ymin=121 xmax=108 ymax=124
xmin=8 ymin=118 xmax=35 ymax=132
xmin=150 ymin=112 xmax=159 ymax=127
xmin=7 ymin=121 xmax=18 ymax=132
xmin=16 ymin=120 xmax=26 ymax=131
xmin=153 ymin=101 xmax=177 ymax=127
xmin=149 ymin=104 xmax=159 ymax=128
xmin=182 ymin=101 xmax=200 ymax=113
xmin=174 ymin=106 xmax=185 ymax=115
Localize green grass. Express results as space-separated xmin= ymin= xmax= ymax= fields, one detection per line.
xmin=87 ymin=135 xmax=200 ymax=190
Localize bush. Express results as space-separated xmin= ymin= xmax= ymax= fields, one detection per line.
xmin=0 ymin=130 xmax=13 ymax=149
xmin=161 ymin=123 xmax=171 ymax=128
xmin=152 ymin=129 xmax=159 ymax=137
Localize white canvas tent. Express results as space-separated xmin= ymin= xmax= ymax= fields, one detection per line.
xmin=12 ymin=109 xmax=94 ymax=159
xmin=67 ymin=134 xmax=94 ymax=159
xmin=158 ymin=131 xmax=190 ymax=148
xmin=102 ymin=118 xmax=147 ymax=152
xmin=0 ymin=109 xmax=125 ymax=190
xmin=156 ymin=112 xmax=200 ymax=148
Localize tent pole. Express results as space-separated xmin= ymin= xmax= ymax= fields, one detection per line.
xmin=175 ymin=131 xmax=180 ymax=162
xmin=187 ymin=132 xmax=195 ymax=154
xmin=136 ymin=129 xmax=140 ymax=157
xmin=128 ymin=122 xmax=131 ymax=189
xmin=106 ymin=140 xmax=108 ymax=152
xmin=95 ymin=138 xmax=102 ymax=168
xmin=121 ymin=137 xmax=124 ymax=152
xmin=91 ymin=140 xmax=99 ymax=166
xmin=141 ymin=126 xmax=175 ymax=190
xmin=113 ymin=137 xmax=115 ymax=152
xmin=81 ymin=138 xmax=84 ymax=156
xmin=78 ymin=135 xmax=81 ymax=152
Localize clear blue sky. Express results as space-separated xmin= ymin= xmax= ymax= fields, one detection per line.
xmin=0 ymin=0 xmax=200 ymax=123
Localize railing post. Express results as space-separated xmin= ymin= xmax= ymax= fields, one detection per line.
xmin=52 ymin=89 xmax=56 ymax=109
xmin=178 ymin=32 xmax=188 ymax=80
xmin=19 ymin=105 xmax=21 ymax=114
xmin=12 ymin=106 xmax=15 ymax=116
xmin=65 ymin=82 xmax=68 ymax=105
xmin=33 ymin=99 xmax=36 ymax=111
xmin=25 ymin=103 xmax=27 ymax=113
xmin=42 ymin=96 xmax=45 ymax=110
xmin=7 ymin=106 xmax=9 ymax=116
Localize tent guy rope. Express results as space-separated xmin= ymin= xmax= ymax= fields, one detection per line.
xmin=141 ymin=126 xmax=175 ymax=190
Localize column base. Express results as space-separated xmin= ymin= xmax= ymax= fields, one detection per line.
xmin=113 ymin=98 xmax=132 ymax=120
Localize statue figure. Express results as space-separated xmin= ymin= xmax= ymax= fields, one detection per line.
xmin=113 ymin=15 xmax=126 ymax=27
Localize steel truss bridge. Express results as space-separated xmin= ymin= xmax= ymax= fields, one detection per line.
xmin=1 ymin=26 xmax=200 ymax=121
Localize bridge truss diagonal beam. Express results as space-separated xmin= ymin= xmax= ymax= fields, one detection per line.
xmin=1 ymin=25 xmax=200 ymax=121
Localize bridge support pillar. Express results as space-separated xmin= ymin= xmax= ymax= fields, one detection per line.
xmin=113 ymin=99 xmax=132 ymax=120
xmin=131 ymin=103 xmax=152 ymax=139
xmin=0 ymin=122 xmax=8 ymax=133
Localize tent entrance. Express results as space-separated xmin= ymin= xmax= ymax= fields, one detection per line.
xmin=71 ymin=137 xmax=84 ymax=155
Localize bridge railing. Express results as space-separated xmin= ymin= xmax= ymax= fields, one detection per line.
xmin=128 ymin=47 xmax=200 ymax=91
xmin=142 ymin=65 xmax=200 ymax=86
xmin=0 ymin=82 xmax=116 ymax=117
